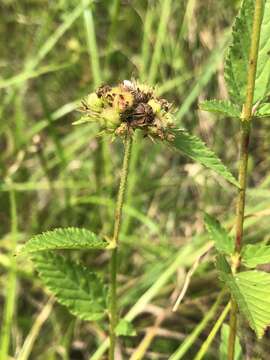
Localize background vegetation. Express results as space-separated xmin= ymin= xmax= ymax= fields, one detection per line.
xmin=1 ymin=0 xmax=270 ymax=358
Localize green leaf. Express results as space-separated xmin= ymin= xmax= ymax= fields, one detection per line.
xmin=221 ymin=270 xmax=270 ymax=338
xmin=219 ymin=324 xmax=243 ymax=360
xmin=255 ymin=103 xmax=270 ymax=117
xmin=242 ymin=244 xmax=270 ymax=268
xmin=32 ymin=252 xmax=107 ymax=321
xmin=115 ymin=319 xmax=136 ymax=337
xmin=255 ymin=0 xmax=270 ymax=102
xmin=216 ymin=254 xmax=232 ymax=274
xmin=170 ymin=130 xmax=239 ymax=187
xmin=225 ymin=0 xmax=270 ymax=104
xmin=20 ymin=227 xmax=109 ymax=254
xmin=199 ymin=100 xmax=241 ymax=118
xmin=225 ymin=0 xmax=254 ymax=104
xmin=204 ymin=213 xmax=234 ymax=255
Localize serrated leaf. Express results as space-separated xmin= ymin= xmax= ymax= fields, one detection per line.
xmin=255 ymin=0 xmax=270 ymax=102
xmin=242 ymin=244 xmax=270 ymax=268
xmin=219 ymin=324 xmax=243 ymax=360
xmin=32 ymin=252 xmax=107 ymax=321
xmin=255 ymin=103 xmax=270 ymax=117
xmin=221 ymin=270 xmax=270 ymax=338
xmin=204 ymin=213 xmax=234 ymax=255
xmin=115 ymin=319 xmax=136 ymax=337
xmin=170 ymin=130 xmax=239 ymax=187
xmin=225 ymin=0 xmax=270 ymax=104
xmin=199 ymin=100 xmax=241 ymax=118
xmin=225 ymin=0 xmax=254 ymax=104
xmin=20 ymin=227 xmax=109 ymax=254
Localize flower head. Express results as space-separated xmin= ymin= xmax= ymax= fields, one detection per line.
xmin=76 ymin=80 xmax=176 ymax=141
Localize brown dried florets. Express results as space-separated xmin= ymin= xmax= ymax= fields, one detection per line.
xmin=76 ymin=80 xmax=176 ymax=141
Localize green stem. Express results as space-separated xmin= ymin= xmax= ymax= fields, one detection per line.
xmin=109 ymin=135 xmax=133 ymax=360
xmin=194 ymin=302 xmax=231 ymax=360
xmin=228 ymin=1 xmax=264 ymax=359
xmin=0 ymin=184 xmax=18 ymax=359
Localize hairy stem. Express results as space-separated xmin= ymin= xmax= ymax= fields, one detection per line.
xmin=228 ymin=1 xmax=264 ymax=359
xmin=109 ymin=135 xmax=133 ymax=360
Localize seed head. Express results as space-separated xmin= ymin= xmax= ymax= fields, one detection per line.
xmin=76 ymin=80 xmax=176 ymax=141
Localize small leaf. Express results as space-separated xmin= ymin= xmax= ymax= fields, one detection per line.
xmin=255 ymin=103 xmax=270 ymax=118
xmin=20 ymin=227 xmax=109 ymax=254
xmin=255 ymin=0 xmax=270 ymax=102
xmin=170 ymin=130 xmax=239 ymax=187
xmin=115 ymin=319 xmax=136 ymax=337
xmin=221 ymin=270 xmax=270 ymax=338
xmin=225 ymin=0 xmax=254 ymax=104
xmin=219 ymin=324 xmax=243 ymax=360
xmin=32 ymin=252 xmax=107 ymax=321
xmin=199 ymin=100 xmax=241 ymax=118
xmin=242 ymin=244 xmax=270 ymax=268
xmin=225 ymin=0 xmax=270 ymax=104
xmin=204 ymin=213 xmax=234 ymax=255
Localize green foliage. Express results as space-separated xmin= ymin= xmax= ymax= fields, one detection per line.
xmin=219 ymin=324 xmax=242 ymax=360
xmin=221 ymin=270 xmax=270 ymax=338
xmin=20 ymin=227 xmax=109 ymax=254
xmin=225 ymin=0 xmax=254 ymax=104
xmin=225 ymin=0 xmax=270 ymax=105
xmin=215 ymin=254 xmax=231 ymax=274
xmin=255 ymin=103 xmax=270 ymax=117
xmin=199 ymin=100 xmax=241 ymax=118
xmin=32 ymin=252 xmax=107 ymax=321
xmin=204 ymin=213 xmax=234 ymax=255
xmin=115 ymin=319 xmax=136 ymax=337
xmin=170 ymin=130 xmax=239 ymax=187
xmin=241 ymin=243 xmax=270 ymax=268
xmin=254 ymin=0 xmax=270 ymax=102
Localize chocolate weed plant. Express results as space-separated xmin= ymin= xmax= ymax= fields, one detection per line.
xmin=19 ymin=0 xmax=270 ymax=358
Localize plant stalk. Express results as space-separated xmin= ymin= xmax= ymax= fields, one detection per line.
xmin=228 ymin=1 xmax=264 ymax=359
xmin=109 ymin=135 xmax=133 ymax=360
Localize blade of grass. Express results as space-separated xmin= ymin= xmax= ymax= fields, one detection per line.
xmin=169 ymin=291 xmax=227 ymax=360
xmin=0 ymin=182 xmax=18 ymax=359
xmin=16 ymin=298 xmax=54 ymax=360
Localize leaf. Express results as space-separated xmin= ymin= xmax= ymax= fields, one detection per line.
xmin=221 ymin=270 xmax=270 ymax=338
xmin=225 ymin=0 xmax=254 ymax=104
xmin=255 ymin=103 xmax=270 ymax=117
xmin=242 ymin=244 xmax=270 ymax=268
xmin=216 ymin=254 xmax=232 ymax=274
xmin=225 ymin=0 xmax=270 ymax=104
xmin=254 ymin=0 xmax=270 ymax=102
xmin=219 ymin=324 xmax=243 ymax=360
xmin=20 ymin=227 xmax=109 ymax=254
xmin=204 ymin=213 xmax=234 ymax=255
xmin=199 ymin=100 xmax=241 ymax=118
xmin=32 ymin=252 xmax=107 ymax=321
xmin=115 ymin=319 xmax=136 ymax=337
xmin=170 ymin=130 xmax=239 ymax=187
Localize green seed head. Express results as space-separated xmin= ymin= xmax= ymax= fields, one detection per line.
xmin=77 ymin=80 xmax=175 ymax=141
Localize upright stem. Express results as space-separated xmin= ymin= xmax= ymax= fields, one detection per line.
xmin=227 ymin=1 xmax=264 ymax=359
xmin=109 ymin=135 xmax=133 ymax=360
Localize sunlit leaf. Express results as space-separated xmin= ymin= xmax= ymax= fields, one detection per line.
xmin=170 ymin=130 xmax=239 ymax=187
xmin=204 ymin=213 xmax=234 ymax=255
xmin=200 ymin=100 xmax=240 ymax=118
xmin=242 ymin=244 xmax=270 ymax=268
xmin=20 ymin=227 xmax=109 ymax=254
xmin=32 ymin=252 xmax=107 ymax=321
xmin=221 ymin=270 xmax=270 ymax=338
